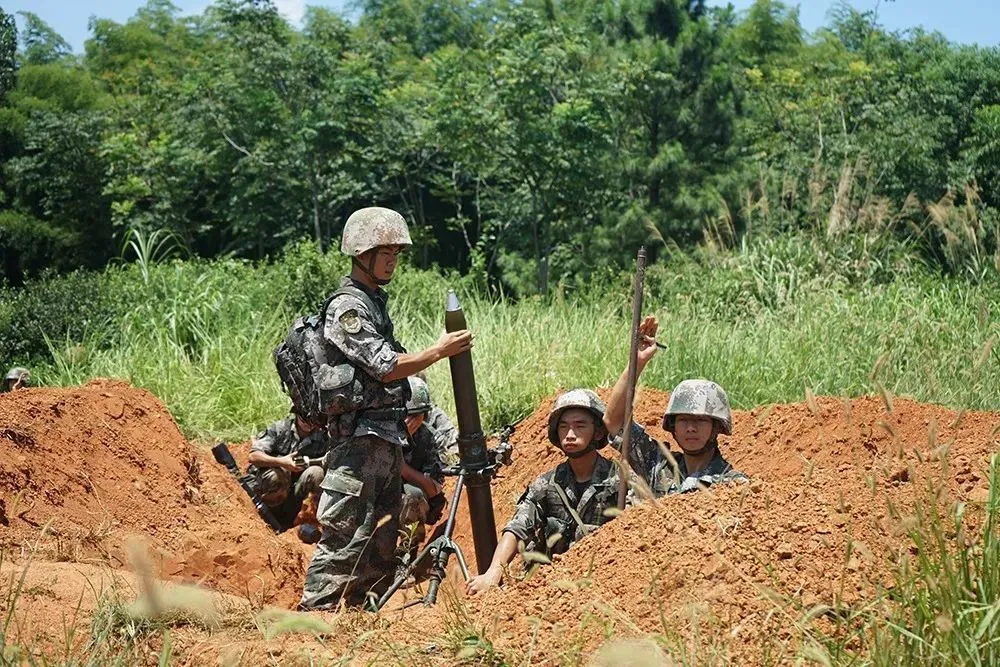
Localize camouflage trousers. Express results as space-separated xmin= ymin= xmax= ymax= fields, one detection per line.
xmin=299 ymin=435 xmax=402 ymax=610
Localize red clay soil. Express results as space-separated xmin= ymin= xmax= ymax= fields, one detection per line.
xmin=458 ymin=391 xmax=1000 ymax=664
xmin=0 ymin=380 xmax=307 ymax=608
xmin=3 ymin=380 xmax=1000 ymax=664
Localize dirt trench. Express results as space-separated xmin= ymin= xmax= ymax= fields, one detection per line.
xmin=1 ymin=380 xmax=998 ymax=664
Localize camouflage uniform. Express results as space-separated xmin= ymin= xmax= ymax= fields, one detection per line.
xmin=247 ymin=416 xmax=330 ymax=529
xmin=425 ymin=405 xmax=458 ymax=461
xmin=503 ymin=454 xmax=620 ymax=557
xmin=619 ymin=424 xmax=748 ymax=496
xmin=299 ymin=275 xmax=409 ymax=610
xmin=617 ymin=379 xmax=747 ymax=496
xmin=400 ymin=423 xmax=446 ymax=526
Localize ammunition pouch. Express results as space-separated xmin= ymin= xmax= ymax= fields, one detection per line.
xmin=316 ymin=362 xmax=363 ymax=417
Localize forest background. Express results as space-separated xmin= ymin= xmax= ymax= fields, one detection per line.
xmin=1 ymin=0 xmax=999 ymax=438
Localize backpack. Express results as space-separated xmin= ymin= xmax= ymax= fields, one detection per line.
xmin=273 ymin=286 xmax=377 ymax=426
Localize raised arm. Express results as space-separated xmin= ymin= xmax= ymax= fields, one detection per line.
xmin=603 ymin=315 xmax=659 ymax=436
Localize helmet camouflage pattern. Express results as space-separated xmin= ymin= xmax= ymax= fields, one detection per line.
xmin=663 ymin=379 xmax=732 ymax=435
xmin=547 ymin=389 xmax=608 ymax=449
xmin=5 ymin=367 xmax=29 ymax=384
xmin=340 ymin=207 xmax=412 ymax=257
xmin=406 ymin=376 xmax=432 ymax=415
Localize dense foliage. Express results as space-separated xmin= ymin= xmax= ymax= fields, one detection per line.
xmin=0 ymin=237 xmax=995 ymax=439
xmin=1 ymin=0 xmax=998 ymax=293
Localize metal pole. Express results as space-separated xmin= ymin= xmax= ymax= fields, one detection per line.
xmin=617 ymin=247 xmax=647 ymax=510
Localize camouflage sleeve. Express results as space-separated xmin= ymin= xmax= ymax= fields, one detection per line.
xmin=428 ymin=408 xmax=457 ymax=448
xmin=612 ymin=423 xmax=661 ymax=486
xmin=412 ymin=427 xmax=446 ymax=482
xmin=501 ymin=476 xmax=548 ymax=545
xmin=678 ymin=470 xmax=750 ymax=493
xmin=323 ymin=294 xmax=399 ymax=380
xmin=249 ymin=423 xmax=281 ymax=456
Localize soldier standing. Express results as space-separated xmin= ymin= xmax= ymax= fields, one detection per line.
xmin=465 ymin=389 xmax=623 ymax=595
xmin=299 ymin=207 xmax=472 ymax=610
xmin=604 ymin=316 xmax=748 ymax=495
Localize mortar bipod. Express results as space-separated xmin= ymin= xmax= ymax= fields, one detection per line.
xmin=373 ymin=471 xmax=472 ymax=612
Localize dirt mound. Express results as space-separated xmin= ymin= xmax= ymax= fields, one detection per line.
xmin=455 ymin=393 xmax=1000 ymax=663
xmin=0 ymin=380 xmax=306 ymax=607
xmin=3 ymin=380 xmax=1000 ymax=664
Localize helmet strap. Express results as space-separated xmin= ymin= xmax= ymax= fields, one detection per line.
xmin=677 ymin=438 xmax=717 ymax=458
xmin=562 ymin=440 xmax=599 ymax=459
xmin=352 ymin=255 xmax=391 ymax=286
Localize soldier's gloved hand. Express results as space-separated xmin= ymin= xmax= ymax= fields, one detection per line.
xmin=426 ymin=492 xmax=447 ymax=525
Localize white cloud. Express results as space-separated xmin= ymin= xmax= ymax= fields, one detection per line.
xmin=274 ymin=0 xmax=307 ymax=25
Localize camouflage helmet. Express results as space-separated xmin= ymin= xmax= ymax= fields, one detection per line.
xmin=406 ymin=376 xmax=432 ymax=415
xmin=4 ymin=367 xmax=29 ymax=385
xmin=663 ymin=379 xmax=732 ymax=435
xmin=547 ymin=389 xmax=608 ymax=449
xmin=340 ymin=207 xmax=412 ymax=257
xmin=256 ymin=468 xmax=291 ymax=505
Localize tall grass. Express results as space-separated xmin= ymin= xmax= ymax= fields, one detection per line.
xmin=864 ymin=456 xmax=1000 ymax=665
xmin=3 ymin=234 xmax=992 ymax=440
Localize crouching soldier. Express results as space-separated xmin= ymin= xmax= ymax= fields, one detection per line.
xmin=3 ymin=367 xmax=30 ymax=393
xmin=604 ymin=316 xmax=748 ymax=495
xmin=246 ymin=412 xmax=330 ymax=534
xmin=399 ymin=376 xmax=447 ymax=554
xmin=415 ymin=372 xmax=459 ymax=462
xmin=465 ymin=390 xmax=622 ymax=595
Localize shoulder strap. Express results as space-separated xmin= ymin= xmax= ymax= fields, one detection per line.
xmin=321 ymin=284 xmax=380 ymax=327
xmin=551 ymin=482 xmax=589 ymax=535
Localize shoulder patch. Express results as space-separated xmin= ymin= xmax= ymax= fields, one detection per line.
xmin=339 ymin=309 xmax=362 ymax=334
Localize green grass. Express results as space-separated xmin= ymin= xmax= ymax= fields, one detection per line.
xmin=0 ymin=234 xmax=993 ymax=441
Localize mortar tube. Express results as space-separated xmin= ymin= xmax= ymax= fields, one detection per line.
xmin=445 ymin=290 xmax=498 ymax=574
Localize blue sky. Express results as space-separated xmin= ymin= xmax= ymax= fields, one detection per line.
xmin=7 ymin=0 xmax=1000 ymax=54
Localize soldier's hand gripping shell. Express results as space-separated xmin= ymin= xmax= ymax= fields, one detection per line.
xmin=435 ymin=329 xmax=473 ymax=358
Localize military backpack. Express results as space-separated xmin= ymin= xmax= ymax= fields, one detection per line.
xmin=273 ymin=285 xmax=377 ymax=426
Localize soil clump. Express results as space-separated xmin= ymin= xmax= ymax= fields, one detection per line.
xmin=0 ymin=380 xmax=307 ymax=608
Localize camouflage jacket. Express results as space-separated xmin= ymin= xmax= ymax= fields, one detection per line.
xmin=404 ymin=423 xmax=445 ymax=483
xmin=249 ymin=416 xmax=332 ymax=460
xmin=503 ymin=454 xmax=620 ymax=556
xmin=425 ymin=405 xmax=458 ymax=460
xmin=322 ymin=276 xmax=409 ymax=446
xmin=617 ymin=423 xmax=748 ymax=496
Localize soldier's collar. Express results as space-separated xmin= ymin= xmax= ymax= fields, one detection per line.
xmin=341 ymin=275 xmax=388 ymax=302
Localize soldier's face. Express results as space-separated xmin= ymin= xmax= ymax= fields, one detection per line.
xmin=558 ymin=408 xmax=603 ymax=454
xmin=371 ymin=245 xmax=404 ymax=281
xmin=673 ymin=415 xmax=715 ymax=452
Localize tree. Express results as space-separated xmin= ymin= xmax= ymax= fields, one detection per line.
xmin=0 ymin=9 xmax=16 ymax=102
xmin=16 ymin=11 xmax=72 ymax=64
